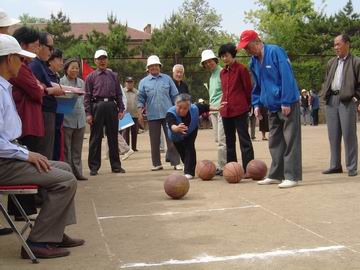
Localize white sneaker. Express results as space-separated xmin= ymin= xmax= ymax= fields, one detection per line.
xmin=174 ymin=164 xmax=184 ymax=171
xmin=184 ymin=174 xmax=194 ymax=180
xmin=151 ymin=166 xmax=163 ymax=171
xmin=257 ymin=178 xmax=282 ymax=185
xmin=121 ymin=149 xmax=134 ymax=161
xmin=278 ymin=180 xmax=298 ymax=188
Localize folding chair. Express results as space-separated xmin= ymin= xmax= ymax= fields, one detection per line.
xmin=0 ymin=185 xmax=39 ymax=263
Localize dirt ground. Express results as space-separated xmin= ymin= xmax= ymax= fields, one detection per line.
xmin=1 ymin=124 xmax=360 ymax=270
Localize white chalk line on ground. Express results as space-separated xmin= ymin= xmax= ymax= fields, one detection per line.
xmin=91 ymin=199 xmax=116 ymax=260
xmin=98 ymin=205 xmax=260 ymax=220
xmin=239 ymin=196 xmax=360 ymax=254
xmin=119 ymin=245 xmax=345 ymax=268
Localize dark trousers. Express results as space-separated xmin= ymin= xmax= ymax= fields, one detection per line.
xmin=88 ymin=101 xmax=121 ymax=172
xmin=122 ymin=118 xmax=139 ymax=150
xmin=53 ymin=113 xmax=64 ymax=161
xmin=7 ymin=135 xmax=40 ymax=216
xmin=38 ymin=111 xmax=56 ymax=160
xmin=174 ymin=129 xmax=198 ymax=176
xmin=222 ymin=113 xmax=254 ymax=170
xmin=311 ymin=109 xmax=319 ymax=126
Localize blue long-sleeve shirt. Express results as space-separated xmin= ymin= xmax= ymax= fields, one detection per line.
xmin=250 ymin=44 xmax=299 ymax=112
xmin=137 ymin=73 xmax=179 ymax=120
xmin=0 ymin=76 xmax=29 ymax=160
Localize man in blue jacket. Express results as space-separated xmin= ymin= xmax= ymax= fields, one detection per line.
xmin=237 ymin=30 xmax=302 ymax=188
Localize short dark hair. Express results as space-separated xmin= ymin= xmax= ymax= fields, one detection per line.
xmin=218 ymin=43 xmax=237 ymax=58
xmin=12 ymin=26 xmax=39 ymax=45
xmin=39 ymin=32 xmax=50 ymax=45
xmin=48 ymin=48 xmax=63 ymax=62
xmin=340 ymin=34 xmax=351 ymax=44
xmin=0 ymin=55 xmax=8 ymax=64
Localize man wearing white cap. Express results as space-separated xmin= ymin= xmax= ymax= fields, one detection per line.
xmin=0 ymin=9 xmax=20 ymax=34
xmin=0 ymin=34 xmax=84 ymax=259
xmin=200 ymin=49 xmax=226 ymax=175
xmin=84 ymin=49 xmax=125 ymax=175
xmin=137 ymin=55 xmax=180 ymax=171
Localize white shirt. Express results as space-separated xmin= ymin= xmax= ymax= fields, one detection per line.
xmin=0 ymin=75 xmax=29 ymax=160
xmin=331 ymin=56 xmax=347 ymax=91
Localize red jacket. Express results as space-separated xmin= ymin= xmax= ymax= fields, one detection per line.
xmin=220 ymin=61 xmax=252 ymax=118
xmin=10 ymin=62 xmax=45 ymax=138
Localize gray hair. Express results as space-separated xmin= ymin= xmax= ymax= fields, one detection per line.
xmin=173 ymin=64 xmax=185 ymax=73
xmin=175 ymin=93 xmax=191 ymax=104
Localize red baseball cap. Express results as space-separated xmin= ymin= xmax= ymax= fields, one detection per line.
xmin=237 ymin=30 xmax=259 ymax=49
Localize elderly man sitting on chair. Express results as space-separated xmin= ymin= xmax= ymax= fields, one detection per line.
xmin=0 ymin=34 xmax=84 ymax=259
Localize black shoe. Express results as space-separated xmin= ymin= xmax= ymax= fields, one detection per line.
xmin=133 ymin=149 xmax=138 ymax=152
xmin=76 ymin=175 xmax=88 ymax=181
xmin=90 ymin=170 xmax=98 ymax=176
xmin=348 ymin=171 xmax=358 ymax=177
xmin=322 ymin=168 xmax=343 ymax=174
xmin=0 ymin=228 xmax=12 ymax=235
xmin=112 ymin=168 xmax=126 ymax=173
xmin=215 ymin=168 xmax=223 ymax=176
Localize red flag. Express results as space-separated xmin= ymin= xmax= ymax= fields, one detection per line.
xmin=82 ymin=59 xmax=94 ymax=80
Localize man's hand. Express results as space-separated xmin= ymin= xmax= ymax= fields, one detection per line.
xmin=254 ymin=107 xmax=263 ymax=120
xmin=172 ymin=123 xmax=188 ymax=134
xmin=138 ymin=108 xmax=145 ymax=127
xmin=47 ymin=85 xmax=65 ymax=96
xmin=358 ymin=104 xmax=360 ymax=113
xmin=86 ymin=115 xmax=93 ymax=125
xmin=28 ymin=152 xmax=51 ymax=173
xmin=118 ymin=112 xmax=124 ymax=120
xmin=281 ymin=106 xmax=291 ymax=116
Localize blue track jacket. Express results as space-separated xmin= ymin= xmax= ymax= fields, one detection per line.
xmin=250 ymin=44 xmax=299 ymax=112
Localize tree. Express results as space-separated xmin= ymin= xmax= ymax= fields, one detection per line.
xmin=19 ymin=13 xmax=48 ymax=24
xmin=45 ymin=11 xmax=81 ymax=52
xmin=245 ymin=0 xmax=317 ymax=55
xmin=139 ymin=0 xmax=235 ymax=101
xmin=64 ymin=13 xmax=133 ymax=59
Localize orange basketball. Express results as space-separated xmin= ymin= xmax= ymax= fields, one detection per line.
xmin=196 ymin=160 xmax=216 ymax=180
xmin=164 ymin=174 xmax=190 ymax=199
xmin=246 ymin=159 xmax=268 ymax=180
xmin=223 ymin=162 xmax=244 ymax=183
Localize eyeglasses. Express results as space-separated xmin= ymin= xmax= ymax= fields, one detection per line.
xmin=44 ymin=44 xmax=54 ymax=51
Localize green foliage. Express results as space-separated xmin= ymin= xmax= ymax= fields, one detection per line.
xmin=45 ymin=11 xmax=82 ymax=52
xmin=140 ymin=0 xmax=234 ymax=100
xmin=18 ymin=13 xmax=48 ymax=24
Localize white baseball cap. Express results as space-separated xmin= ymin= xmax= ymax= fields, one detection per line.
xmin=0 ymin=34 xmax=36 ymax=58
xmin=0 ymin=9 xmax=20 ymax=27
xmin=146 ymin=55 xmax=162 ymax=67
xmin=200 ymin=49 xmax=218 ymax=66
xmin=94 ymin=49 xmax=108 ymax=59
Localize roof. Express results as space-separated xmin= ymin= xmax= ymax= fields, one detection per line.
xmin=9 ymin=22 xmax=151 ymax=41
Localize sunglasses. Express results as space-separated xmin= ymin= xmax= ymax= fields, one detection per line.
xmin=44 ymin=44 xmax=54 ymax=51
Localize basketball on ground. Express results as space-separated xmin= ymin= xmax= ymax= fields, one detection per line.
xmin=223 ymin=162 xmax=244 ymax=183
xmin=164 ymin=174 xmax=190 ymax=199
xmin=246 ymin=159 xmax=268 ymax=180
xmin=196 ymin=160 xmax=216 ymax=180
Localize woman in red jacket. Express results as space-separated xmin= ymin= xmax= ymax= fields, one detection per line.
xmin=218 ymin=43 xmax=254 ymax=171
xmin=8 ymin=26 xmax=45 ymax=220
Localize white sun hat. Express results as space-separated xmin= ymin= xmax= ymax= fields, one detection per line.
xmin=0 ymin=34 xmax=36 ymax=58
xmin=146 ymin=55 xmax=162 ymax=67
xmin=200 ymin=49 xmax=218 ymax=65
xmin=0 ymin=9 xmax=20 ymax=27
